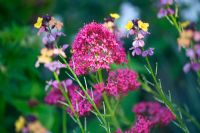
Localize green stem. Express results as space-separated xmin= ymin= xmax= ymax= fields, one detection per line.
xmin=53 ymin=72 xmax=85 ymax=133
xmin=144 ymin=57 xmax=189 ymax=133
xmin=97 ymin=69 xmax=120 ymax=129
xmin=63 ymin=108 xmax=67 ymax=133
xmin=169 ymin=15 xmax=181 ymax=33
xmin=60 ymin=59 xmax=110 ymax=133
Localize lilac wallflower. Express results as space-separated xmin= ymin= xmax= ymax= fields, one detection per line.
xmin=157 ymin=0 xmax=174 ymax=18
xmin=125 ymin=19 xmax=154 ymax=57
xmin=69 ymin=22 xmax=127 ymax=75
xmin=44 ymin=61 xmax=66 ymax=74
xmin=34 ymin=16 xmax=68 ymax=71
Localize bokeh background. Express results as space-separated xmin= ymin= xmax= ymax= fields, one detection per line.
xmin=0 ymin=0 xmax=200 ymax=133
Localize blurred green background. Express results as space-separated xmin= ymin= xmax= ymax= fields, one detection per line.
xmin=0 ymin=0 xmax=200 ymax=133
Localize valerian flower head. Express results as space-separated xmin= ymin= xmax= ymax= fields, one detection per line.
xmin=105 ymin=68 xmax=140 ymax=97
xmin=69 ymin=22 xmax=127 ymax=75
xmin=116 ymin=102 xmax=175 ymax=133
xmin=133 ymin=102 xmax=175 ymax=126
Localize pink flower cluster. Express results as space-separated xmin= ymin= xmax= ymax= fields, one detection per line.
xmin=45 ymin=79 xmax=102 ymax=117
xmin=117 ymin=102 xmax=175 ymax=133
xmin=94 ymin=68 xmax=140 ymax=97
xmin=69 ymin=22 xmax=127 ymax=75
xmin=133 ymin=102 xmax=175 ymax=126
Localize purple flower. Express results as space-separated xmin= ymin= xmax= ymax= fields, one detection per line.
xmin=62 ymin=44 xmax=69 ymax=51
xmin=44 ymin=61 xmax=66 ymax=74
xmin=157 ymin=8 xmax=168 ymax=18
xmin=194 ymin=44 xmax=200 ymax=57
xmin=132 ymin=39 xmax=145 ymax=48
xmin=48 ymin=34 xmax=56 ymax=42
xmin=132 ymin=47 xmax=142 ymax=56
xmin=183 ymin=63 xmax=191 ymax=73
xmin=167 ymin=8 xmax=175 ymax=15
xmin=160 ymin=0 xmax=173 ymax=5
xmin=186 ymin=49 xmax=195 ymax=59
xmin=42 ymin=36 xmax=48 ymax=44
xmin=191 ymin=62 xmax=200 ymax=72
xmin=142 ymin=48 xmax=154 ymax=57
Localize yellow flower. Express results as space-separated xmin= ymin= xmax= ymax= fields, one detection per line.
xmin=110 ymin=13 xmax=120 ymax=19
xmin=15 ymin=116 xmax=25 ymax=132
xmin=138 ymin=20 xmax=149 ymax=32
xmin=181 ymin=21 xmax=190 ymax=28
xmin=103 ymin=21 xmax=114 ymax=32
xmin=34 ymin=17 xmax=43 ymax=29
xmin=125 ymin=21 xmax=133 ymax=30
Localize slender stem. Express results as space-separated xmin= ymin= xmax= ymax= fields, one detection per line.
xmin=169 ymin=15 xmax=181 ymax=33
xmin=60 ymin=58 xmax=110 ymax=133
xmin=63 ymin=108 xmax=67 ymax=133
xmin=97 ymin=69 xmax=120 ymax=129
xmin=53 ymin=72 xmax=85 ymax=133
xmin=144 ymin=57 xmax=189 ymax=133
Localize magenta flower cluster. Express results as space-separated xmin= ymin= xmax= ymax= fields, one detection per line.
xmin=94 ymin=68 xmax=140 ymax=97
xmin=45 ymin=79 xmax=102 ymax=116
xmin=132 ymin=102 xmax=175 ymax=132
xmin=69 ymin=22 xmax=127 ymax=75
xmin=117 ymin=102 xmax=175 ymax=133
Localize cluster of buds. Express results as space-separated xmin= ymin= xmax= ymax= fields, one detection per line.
xmin=125 ymin=19 xmax=154 ymax=57
xmin=177 ymin=22 xmax=200 ymax=73
xmin=157 ymin=0 xmax=175 ymax=18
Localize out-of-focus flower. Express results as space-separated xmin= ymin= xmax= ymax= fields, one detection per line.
xmin=157 ymin=0 xmax=174 ymax=18
xmin=125 ymin=20 xmax=133 ymax=30
xmin=35 ymin=46 xmax=67 ymax=67
xmin=138 ymin=20 xmax=149 ymax=32
xmin=194 ymin=31 xmax=200 ymax=42
xmin=34 ymin=17 xmax=43 ymax=29
xmin=69 ymin=22 xmax=127 ymax=75
xmin=160 ymin=0 xmax=173 ymax=5
xmin=177 ymin=30 xmax=193 ymax=48
xmin=110 ymin=13 xmax=120 ymax=19
xmin=44 ymin=61 xmax=66 ymax=74
xmin=28 ymin=121 xmax=48 ymax=133
xmin=181 ymin=21 xmax=191 ymax=28
xmin=105 ymin=68 xmax=140 ymax=97
xmin=103 ymin=21 xmax=115 ymax=32
xmin=49 ymin=17 xmax=63 ymax=31
xmin=15 ymin=116 xmax=26 ymax=132
xmin=133 ymin=102 xmax=175 ymax=126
